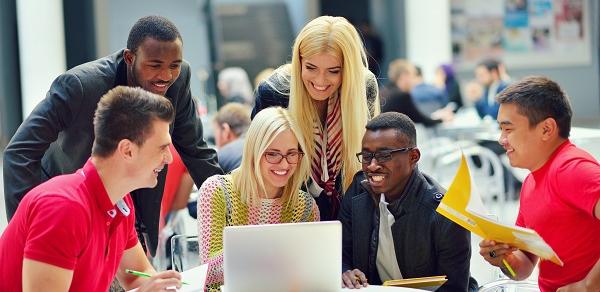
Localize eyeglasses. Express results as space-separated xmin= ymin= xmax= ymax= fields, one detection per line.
xmin=263 ymin=151 xmax=304 ymax=164
xmin=355 ymin=147 xmax=414 ymax=164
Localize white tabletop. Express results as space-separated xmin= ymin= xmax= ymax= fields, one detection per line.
xmin=220 ymin=285 xmax=425 ymax=292
xmin=435 ymin=108 xmax=600 ymax=160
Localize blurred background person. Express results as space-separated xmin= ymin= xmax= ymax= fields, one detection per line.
xmin=434 ymin=63 xmax=464 ymax=112
xmin=498 ymin=60 xmax=512 ymax=83
xmin=411 ymin=65 xmax=448 ymax=116
xmin=381 ymin=59 xmax=451 ymax=127
xmin=217 ymin=67 xmax=254 ymax=106
xmin=212 ymin=102 xmax=251 ymax=173
xmin=469 ymin=59 xmax=509 ymax=120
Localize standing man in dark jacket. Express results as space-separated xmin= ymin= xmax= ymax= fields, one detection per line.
xmin=339 ymin=112 xmax=476 ymax=291
xmin=3 ymin=15 xmax=222 ymax=256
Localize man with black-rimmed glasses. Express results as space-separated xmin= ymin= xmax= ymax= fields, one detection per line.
xmin=339 ymin=112 xmax=477 ymax=291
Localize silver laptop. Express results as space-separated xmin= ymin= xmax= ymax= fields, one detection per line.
xmin=223 ymin=221 xmax=342 ymax=292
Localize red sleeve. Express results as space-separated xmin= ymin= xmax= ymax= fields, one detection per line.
xmin=161 ymin=145 xmax=188 ymax=221
xmin=553 ymin=159 xmax=600 ymax=218
xmin=23 ymin=196 xmax=89 ymax=270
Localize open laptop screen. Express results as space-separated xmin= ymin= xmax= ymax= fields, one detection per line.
xmin=223 ymin=221 xmax=342 ymax=292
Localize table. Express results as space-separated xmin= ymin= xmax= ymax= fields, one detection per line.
xmin=221 ymin=284 xmax=425 ymax=291
xmin=435 ymin=108 xmax=600 ymax=160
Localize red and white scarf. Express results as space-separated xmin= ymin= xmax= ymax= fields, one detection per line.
xmin=311 ymin=94 xmax=343 ymax=203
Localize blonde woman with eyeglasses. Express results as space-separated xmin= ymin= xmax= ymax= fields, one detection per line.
xmin=197 ymin=107 xmax=319 ymax=291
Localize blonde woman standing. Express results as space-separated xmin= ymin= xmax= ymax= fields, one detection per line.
xmin=197 ymin=107 xmax=319 ymax=291
xmin=252 ymin=16 xmax=380 ymax=220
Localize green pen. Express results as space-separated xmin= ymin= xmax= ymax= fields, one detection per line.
xmin=125 ymin=269 xmax=190 ymax=285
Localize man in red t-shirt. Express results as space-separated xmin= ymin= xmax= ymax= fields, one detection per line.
xmin=478 ymin=76 xmax=600 ymax=292
xmin=0 ymin=86 xmax=183 ymax=291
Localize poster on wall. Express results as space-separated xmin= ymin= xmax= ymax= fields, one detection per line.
xmin=451 ymin=0 xmax=590 ymax=69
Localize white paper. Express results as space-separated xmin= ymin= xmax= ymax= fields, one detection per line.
xmin=177 ymin=264 xmax=208 ymax=292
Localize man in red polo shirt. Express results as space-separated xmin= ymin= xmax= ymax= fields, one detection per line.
xmin=478 ymin=76 xmax=600 ymax=292
xmin=0 ymin=86 xmax=183 ymax=291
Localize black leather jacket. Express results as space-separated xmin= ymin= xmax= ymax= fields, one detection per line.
xmin=339 ymin=169 xmax=477 ymax=291
xmin=3 ymin=49 xmax=223 ymax=255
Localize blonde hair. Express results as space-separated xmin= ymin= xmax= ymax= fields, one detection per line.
xmin=288 ymin=15 xmax=380 ymax=191
xmin=231 ymin=107 xmax=309 ymax=208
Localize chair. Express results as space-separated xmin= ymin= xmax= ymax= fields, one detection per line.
xmin=417 ymin=136 xmax=477 ymax=176
xmin=153 ymin=207 xmax=199 ymax=271
xmin=478 ymin=279 xmax=539 ymax=291
xmin=170 ymin=235 xmax=200 ymax=272
xmin=432 ymin=144 xmax=506 ymax=207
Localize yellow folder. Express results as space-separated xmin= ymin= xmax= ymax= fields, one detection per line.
xmin=383 ymin=275 xmax=447 ymax=290
xmin=435 ymin=154 xmax=563 ymax=266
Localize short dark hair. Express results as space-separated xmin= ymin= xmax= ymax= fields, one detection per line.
xmin=496 ymin=76 xmax=572 ymax=138
xmin=365 ymin=112 xmax=417 ymax=146
xmin=127 ymin=15 xmax=182 ymax=52
xmin=92 ymin=86 xmax=175 ymax=157
xmin=478 ymin=59 xmax=500 ymax=73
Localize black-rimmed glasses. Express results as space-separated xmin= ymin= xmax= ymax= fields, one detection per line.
xmin=355 ymin=147 xmax=414 ymax=164
xmin=263 ymin=151 xmax=304 ymax=164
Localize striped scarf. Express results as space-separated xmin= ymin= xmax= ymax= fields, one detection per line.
xmin=311 ymin=94 xmax=343 ymax=213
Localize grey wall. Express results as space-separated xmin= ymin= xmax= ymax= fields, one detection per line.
xmin=455 ymin=0 xmax=600 ymax=122
xmin=502 ymin=0 xmax=600 ymax=122
xmin=374 ymin=0 xmax=600 ymax=123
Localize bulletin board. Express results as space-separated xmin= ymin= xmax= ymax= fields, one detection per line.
xmin=450 ymin=0 xmax=591 ymax=69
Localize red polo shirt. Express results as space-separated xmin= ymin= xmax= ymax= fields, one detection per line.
xmin=517 ymin=141 xmax=600 ymax=291
xmin=0 ymin=160 xmax=138 ymax=291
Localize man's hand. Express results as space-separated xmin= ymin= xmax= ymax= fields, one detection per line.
xmin=479 ymin=239 xmax=516 ymax=267
xmin=341 ymin=269 xmax=368 ymax=289
xmin=136 ymin=270 xmax=182 ymax=292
